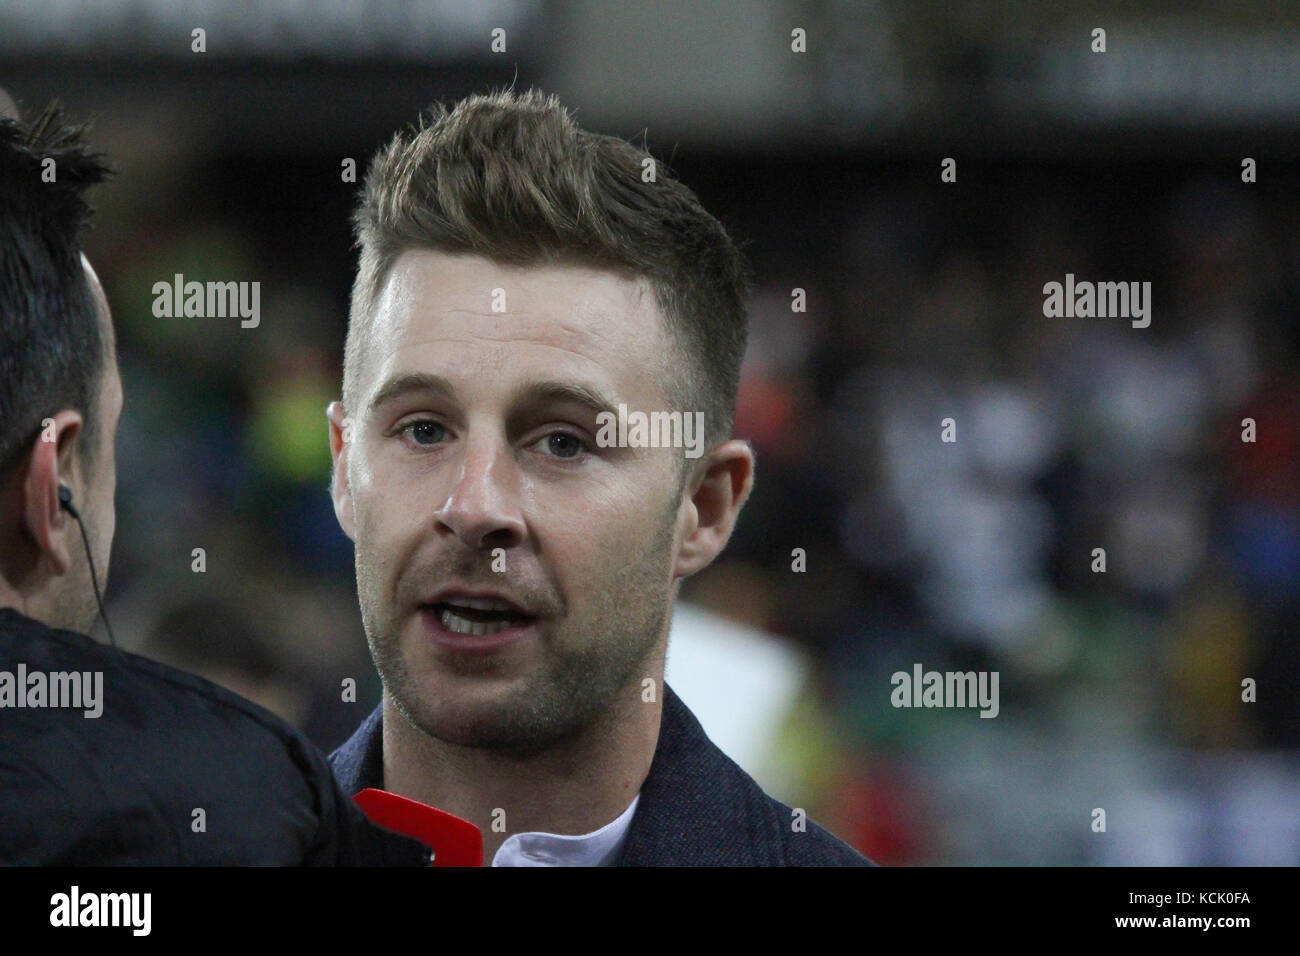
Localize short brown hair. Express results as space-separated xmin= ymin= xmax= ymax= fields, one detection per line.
xmin=344 ymin=87 xmax=753 ymax=450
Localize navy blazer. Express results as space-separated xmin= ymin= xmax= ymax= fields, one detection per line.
xmin=331 ymin=682 xmax=874 ymax=866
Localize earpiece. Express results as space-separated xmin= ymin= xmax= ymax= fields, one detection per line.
xmin=58 ymin=483 xmax=116 ymax=647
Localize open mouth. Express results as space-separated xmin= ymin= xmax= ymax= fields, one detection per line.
xmin=427 ymin=599 xmax=535 ymax=637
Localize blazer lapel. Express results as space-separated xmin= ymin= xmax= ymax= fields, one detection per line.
xmin=614 ymin=683 xmax=782 ymax=866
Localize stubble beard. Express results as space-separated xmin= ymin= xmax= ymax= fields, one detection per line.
xmin=355 ymin=494 xmax=681 ymax=759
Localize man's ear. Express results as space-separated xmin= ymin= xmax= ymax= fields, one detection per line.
xmin=327 ymin=401 xmax=356 ymax=541
xmin=672 ymin=439 xmax=755 ymax=580
xmin=21 ymin=410 xmax=85 ymax=577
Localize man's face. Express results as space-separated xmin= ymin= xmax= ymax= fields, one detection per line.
xmin=333 ymin=251 xmax=689 ymax=755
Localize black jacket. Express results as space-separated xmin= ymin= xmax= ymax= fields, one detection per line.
xmin=331 ymin=682 xmax=873 ymax=866
xmin=0 ymin=608 xmax=428 ymax=865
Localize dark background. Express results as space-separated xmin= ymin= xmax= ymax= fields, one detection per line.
xmin=3 ymin=0 xmax=1297 ymax=864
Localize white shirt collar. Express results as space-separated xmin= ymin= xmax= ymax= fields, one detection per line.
xmin=491 ymin=793 xmax=641 ymax=867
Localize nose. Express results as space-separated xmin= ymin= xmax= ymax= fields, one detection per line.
xmin=433 ymin=430 xmax=527 ymax=552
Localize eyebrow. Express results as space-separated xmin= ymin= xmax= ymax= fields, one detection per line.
xmin=514 ymin=381 xmax=619 ymax=419
xmin=367 ymin=372 xmax=456 ymax=411
xmin=367 ymin=372 xmax=620 ymax=420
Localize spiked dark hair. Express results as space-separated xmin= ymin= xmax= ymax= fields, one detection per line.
xmin=0 ymin=101 xmax=112 ymax=481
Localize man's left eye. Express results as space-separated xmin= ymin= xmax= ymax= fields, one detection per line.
xmin=535 ymin=432 xmax=586 ymax=459
xmin=403 ymin=421 xmax=446 ymax=446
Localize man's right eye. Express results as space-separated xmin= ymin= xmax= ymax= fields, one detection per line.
xmin=402 ymin=420 xmax=446 ymax=446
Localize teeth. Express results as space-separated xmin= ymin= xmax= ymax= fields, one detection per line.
xmin=439 ymin=607 xmax=517 ymax=637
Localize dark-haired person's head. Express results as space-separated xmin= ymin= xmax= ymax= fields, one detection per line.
xmin=327 ymin=88 xmax=755 ymax=756
xmin=0 ymin=102 xmax=121 ymax=635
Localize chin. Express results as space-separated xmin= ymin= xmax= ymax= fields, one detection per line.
xmin=408 ymin=667 xmax=523 ymax=719
xmin=401 ymin=674 xmax=573 ymax=754
xmin=414 ymin=700 xmax=534 ymax=751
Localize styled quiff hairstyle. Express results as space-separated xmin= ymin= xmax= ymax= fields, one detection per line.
xmin=344 ymin=87 xmax=753 ymax=450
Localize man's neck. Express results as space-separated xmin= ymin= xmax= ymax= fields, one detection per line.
xmin=0 ymin=581 xmax=32 ymax=620
xmin=381 ymin=676 xmax=662 ymax=863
